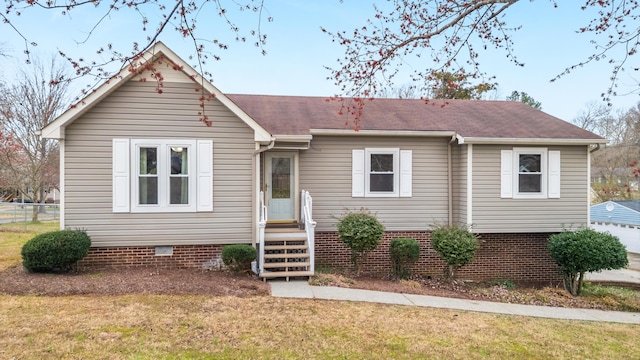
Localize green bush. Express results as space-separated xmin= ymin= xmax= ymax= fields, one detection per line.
xmin=548 ymin=228 xmax=628 ymax=296
xmin=222 ymin=244 xmax=257 ymax=273
xmin=430 ymin=224 xmax=479 ymax=281
xmin=335 ymin=209 xmax=385 ymax=276
xmin=389 ymin=237 xmax=420 ymax=279
xmin=21 ymin=229 xmax=91 ymax=273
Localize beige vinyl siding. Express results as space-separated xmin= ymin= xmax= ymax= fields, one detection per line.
xmin=299 ymin=136 xmax=449 ymax=232
xmin=472 ymin=145 xmax=589 ymax=233
xmin=451 ymin=144 xmax=467 ymax=225
xmin=64 ymin=80 xmax=255 ymax=247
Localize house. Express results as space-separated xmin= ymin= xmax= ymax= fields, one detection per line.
xmin=41 ymin=42 xmax=606 ymax=283
xmin=591 ymin=200 xmax=640 ymax=254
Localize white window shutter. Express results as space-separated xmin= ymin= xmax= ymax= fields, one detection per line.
xmin=500 ymin=150 xmax=513 ymax=198
xmin=197 ymin=140 xmax=214 ymax=211
xmin=352 ymin=149 xmax=365 ymax=197
xmin=548 ymin=150 xmax=561 ymax=198
xmin=112 ymin=138 xmax=130 ymax=212
xmin=400 ymin=150 xmax=412 ymax=197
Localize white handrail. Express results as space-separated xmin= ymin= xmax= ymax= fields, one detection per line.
xmin=258 ymin=191 xmax=267 ymax=275
xmin=301 ymin=190 xmax=316 ymax=273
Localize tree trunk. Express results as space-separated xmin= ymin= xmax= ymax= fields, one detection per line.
xmin=562 ymin=272 xmax=580 ymax=296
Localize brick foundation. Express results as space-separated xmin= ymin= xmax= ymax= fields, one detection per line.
xmin=78 ymin=232 xmax=562 ymax=285
xmin=315 ymin=231 xmax=562 ymax=285
xmin=78 ymin=244 xmax=224 ymax=270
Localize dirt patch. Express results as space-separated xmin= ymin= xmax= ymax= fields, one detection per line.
xmin=0 ymin=264 xmax=270 ymax=297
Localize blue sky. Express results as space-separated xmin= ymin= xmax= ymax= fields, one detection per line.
xmin=2 ymin=0 xmax=639 ymax=122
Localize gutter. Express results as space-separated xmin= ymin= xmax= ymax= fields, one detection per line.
xmin=457 ymin=135 xmax=608 ymax=146
xmin=310 ymin=129 xmax=456 ymax=137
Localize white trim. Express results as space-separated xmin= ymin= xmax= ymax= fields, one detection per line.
xmin=513 ymin=147 xmax=548 ymax=199
xmin=130 ymin=139 xmax=198 ymax=213
xmin=365 ymin=148 xmax=400 ymax=197
xmin=587 ymin=145 xmax=591 ymax=225
xmin=59 ymin=140 xmax=65 ymax=229
xmin=312 ymin=129 xmax=456 ymax=137
xmin=457 ymin=135 xmax=607 ymax=145
xmin=466 ymin=144 xmax=473 ymax=226
xmin=265 ymin=151 xmax=298 ymax=221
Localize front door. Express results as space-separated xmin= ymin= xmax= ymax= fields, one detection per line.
xmin=265 ymin=153 xmax=296 ymax=221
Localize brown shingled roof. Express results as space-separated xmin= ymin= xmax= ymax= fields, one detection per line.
xmin=226 ymin=94 xmax=603 ymax=141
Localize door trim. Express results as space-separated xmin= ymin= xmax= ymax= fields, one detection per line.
xmin=264 ymin=151 xmax=299 ymax=223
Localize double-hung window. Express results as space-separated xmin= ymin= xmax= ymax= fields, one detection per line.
xmin=352 ymin=148 xmax=412 ymax=197
xmin=501 ymin=147 xmax=560 ymax=199
xmin=113 ymin=138 xmax=213 ymax=213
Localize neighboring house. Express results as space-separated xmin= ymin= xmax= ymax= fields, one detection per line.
xmin=591 ymin=200 xmax=640 ymax=254
xmin=41 ymin=42 xmax=606 ymax=283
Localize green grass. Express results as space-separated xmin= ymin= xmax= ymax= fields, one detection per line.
xmin=0 ymin=221 xmax=59 ymax=270
xmin=582 ymin=282 xmax=640 ymax=312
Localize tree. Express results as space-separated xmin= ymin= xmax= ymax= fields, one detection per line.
xmin=428 ymin=71 xmax=495 ymax=100
xmin=548 ymin=228 xmax=628 ymax=296
xmin=2 ymin=0 xmax=270 ymax=89
xmin=0 ymin=57 xmax=68 ymax=221
xmin=3 ymin=1 xmax=638 ymax=103
xmin=506 ymin=91 xmax=542 ymax=109
xmin=325 ymin=1 xmax=640 ymax=115
xmin=573 ymin=102 xmax=640 ymax=201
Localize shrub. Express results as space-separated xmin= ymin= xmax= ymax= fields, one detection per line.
xmin=548 ymin=228 xmax=628 ymax=296
xmin=21 ymin=229 xmax=91 ymax=273
xmin=430 ymin=224 xmax=479 ymax=281
xmin=389 ymin=237 xmax=420 ymax=279
xmin=222 ymin=244 xmax=257 ymax=273
xmin=335 ymin=208 xmax=385 ymax=276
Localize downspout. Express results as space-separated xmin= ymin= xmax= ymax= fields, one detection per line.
xmin=253 ymin=137 xmax=276 ymax=155
xmin=448 ymin=134 xmax=456 ymax=226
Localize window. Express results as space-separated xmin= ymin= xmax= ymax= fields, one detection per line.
xmin=352 ymin=148 xmax=412 ymax=198
xmin=112 ymin=139 xmax=213 ymax=213
xmin=501 ymin=148 xmax=560 ymax=199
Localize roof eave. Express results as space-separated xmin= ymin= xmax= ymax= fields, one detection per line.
xmin=457 ymin=135 xmax=608 ymax=145
xmin=310 ymin=129 xmax=456 ymax=137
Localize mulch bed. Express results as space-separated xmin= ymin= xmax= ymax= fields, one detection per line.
xmin=0 ymin=264 xmax=270 ymax=297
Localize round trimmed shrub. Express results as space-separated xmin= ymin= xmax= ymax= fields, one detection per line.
xmin=390 ymin=237 xmax=420 ymax=279
xmin=548 ymin=228 xmax=628 ymax=296
xmin=222 ymin=244 xmax=257 ymax=272
xmin=335 ymin=209 xmax=385 ymax=276
xmin=21 ymin=229 xmax=91 ymax=273
xmin=430 ymin=224 xmax=479 ymax=281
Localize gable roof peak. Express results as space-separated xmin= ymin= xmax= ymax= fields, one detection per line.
xmin=41 ymin=42 xmax=271 ymax=142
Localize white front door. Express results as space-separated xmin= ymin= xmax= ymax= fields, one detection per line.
xmin=266 ymin=153 xmax=296 ymax=221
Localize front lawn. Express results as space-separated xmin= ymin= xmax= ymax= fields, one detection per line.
xmin=1 ymin=295 xmax=639 ymax=359
xmin=1 ymin=221 xmax=639 ymax=359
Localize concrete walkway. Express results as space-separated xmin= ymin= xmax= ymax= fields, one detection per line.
xmin=270 ymin=279 xmax=640 ymax=325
